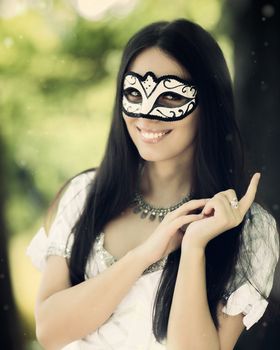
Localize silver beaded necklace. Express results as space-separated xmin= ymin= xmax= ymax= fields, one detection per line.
xmin=130 ymin=191 xmax=191 ymax=222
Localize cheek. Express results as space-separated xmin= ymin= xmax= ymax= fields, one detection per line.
xmin=123 ymin=115 xmax=137 ymax=139
xmin=173 ymin=111 xmax=199 ymax=139
xmin=171 ymin=126 xmax=196 ymax=152
xmin=123 ymin=114 xmax=132 ymax=129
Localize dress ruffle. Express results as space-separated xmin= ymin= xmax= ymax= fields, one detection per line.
xmin=222 ymin=282 xmax=268 ymax=329
xmin=221 ymin=202 xmax=279 ymax=330
xmin=26 ymin=227 xmax=49 ymax=272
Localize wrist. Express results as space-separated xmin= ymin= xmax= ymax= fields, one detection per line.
xmin=181 ymin=243 xmax=205 ymax=259
xmin=182 ymin=232 xmax=208 ymax=252
xmin=129 ymin=245 xmax=154 ymax=270
xmin=178 ymin=245 xmax=206 ymax=276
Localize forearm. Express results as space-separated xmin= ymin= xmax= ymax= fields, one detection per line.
xmin=167 ymin=246 xmax=220 ymax=350
xmin=36 ymin=247 xmax=149 ymax=349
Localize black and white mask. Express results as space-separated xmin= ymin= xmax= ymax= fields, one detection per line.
xmin=122 ymin=71 xmax=198 ymax=122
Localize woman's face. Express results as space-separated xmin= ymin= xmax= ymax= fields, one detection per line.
xmin=122 ymin=47 xmax=199 ymax=164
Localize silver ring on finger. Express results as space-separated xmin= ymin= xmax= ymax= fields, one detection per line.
xmin=229 ymin=197 xmax=239 ymax=209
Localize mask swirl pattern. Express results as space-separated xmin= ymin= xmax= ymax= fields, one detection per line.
xmin=122 ymin=71 xmax=198 ymax=121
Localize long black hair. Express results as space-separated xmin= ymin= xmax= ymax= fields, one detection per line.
xmin=68 ymin=19 xmax=251 ymax=342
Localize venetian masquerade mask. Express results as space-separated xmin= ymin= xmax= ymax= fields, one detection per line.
xmin=122 ymin=71 xmax=198 ymax=121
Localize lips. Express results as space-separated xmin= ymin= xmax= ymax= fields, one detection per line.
xmin=136 ymin=126 xmax=172 ymax=134
xmin=136 ymin=126 xmax=172 ymax=143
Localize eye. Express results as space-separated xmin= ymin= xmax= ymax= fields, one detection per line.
xmin=157 ymin=92 xmax=188 ymax=108
xmin=124 ymin=88 xmax=142 ymax=103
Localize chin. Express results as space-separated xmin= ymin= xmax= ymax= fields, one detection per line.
xmin=137 ymin=148 xmax=174 ymax=162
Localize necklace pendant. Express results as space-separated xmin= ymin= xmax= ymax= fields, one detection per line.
xmin=141 ymin=209 xmax=149 ymax=219
xmin=158 ymin=213 xmax=165 ymax=222
xmin=149 ymin=211 xmax=157 ymax=221
xmin=132 ymin=205 xmax=142 ymax=214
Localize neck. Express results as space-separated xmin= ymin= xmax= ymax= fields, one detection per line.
xmin=140 ymin=156 xmax=193 ymax=208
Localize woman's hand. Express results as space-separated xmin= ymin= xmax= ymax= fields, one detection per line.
xmin=136 ymin=199 xmax=207 ymax=265
xmin=181 ymin=173 xmax=261 ymax=251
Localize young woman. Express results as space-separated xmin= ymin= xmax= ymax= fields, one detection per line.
xmin=27 ymin=19 xmax=279 ymax=350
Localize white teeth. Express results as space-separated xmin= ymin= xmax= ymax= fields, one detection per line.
xmin=141 ymin=132 xmax=166 ymax=139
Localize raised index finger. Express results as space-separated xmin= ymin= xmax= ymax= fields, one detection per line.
xmin=238 ymin=173 xmax=261 ymax=214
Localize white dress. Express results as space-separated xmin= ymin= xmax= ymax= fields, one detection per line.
xmin=26 ymin=170 xmax=279 ymax=350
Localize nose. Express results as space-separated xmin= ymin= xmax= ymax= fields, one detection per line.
xmin=137 ymin=117 xmax=160 ymax=126
xmin=136 ymin=118 xmax=168 ymax=132
xmin=139 ymin=98 xmax=154 ymax=115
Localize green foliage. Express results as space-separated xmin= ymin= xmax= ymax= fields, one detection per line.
xmin=0 ymin=0 xmax=231 ymax=239
xmin=0 ymin=0 xmax=231 ymax=238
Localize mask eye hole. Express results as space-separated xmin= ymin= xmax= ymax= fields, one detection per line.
xmin=124 ymin=88 xmax=142 ymax=103
xmin=156 ymin=92 xmax=189 ymax=108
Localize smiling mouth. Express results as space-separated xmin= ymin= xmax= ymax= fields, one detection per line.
xmin=136 ymin=126 xmax=172 ymax=141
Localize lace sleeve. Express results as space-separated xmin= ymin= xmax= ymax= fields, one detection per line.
xmin=222 ymin=202 xmax=279 ymax=329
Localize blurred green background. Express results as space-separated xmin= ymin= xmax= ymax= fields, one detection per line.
xmin=1 ymin=0 xmax=279 ymax=349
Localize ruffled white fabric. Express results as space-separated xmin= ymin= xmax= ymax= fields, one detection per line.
xmin=26 ymin=226 xmax=49 ymax=272
xmin=222 ymin=202 xmax=279 ymax=329
xmin=26 ymin=171 xmax=279 ymax=348
xmin=222 ymin=282 xmax=268 ymax=329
